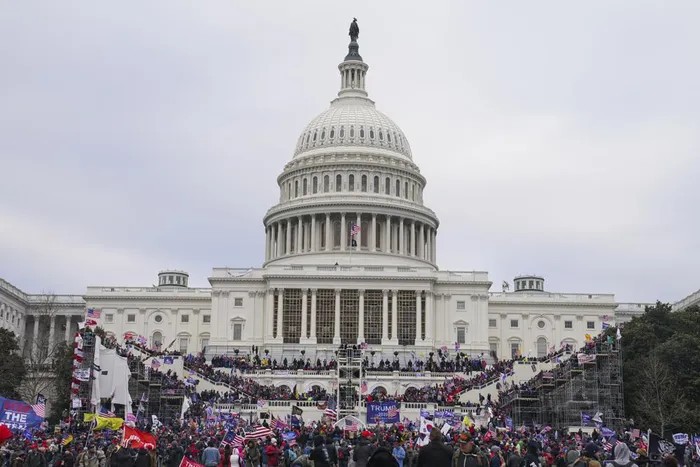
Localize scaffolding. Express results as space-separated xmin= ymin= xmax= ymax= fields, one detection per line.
xmin=75 ymin=331 xmax=97 ymax=420
xmin=336 ymin=347 xmax=363 ymax=419
xmin=501 ymin=339 xmax=625 ymax=430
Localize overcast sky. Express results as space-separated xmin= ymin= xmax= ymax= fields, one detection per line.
xmin=1 ymin=1 xmax=698 ymax=303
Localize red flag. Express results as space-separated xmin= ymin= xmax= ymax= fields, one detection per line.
xmin=0 ymin=424 xmax=12 ymax=444
xmin=122 ymin=425 xmax=157 ymax=449
xmin=179 ymin=457 xmax=204 ymax=467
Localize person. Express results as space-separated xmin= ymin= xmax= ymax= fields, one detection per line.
xmin=310 ymin=436 xmax=332 ymax=467
xmin=201 ymin=442 xmax=221 ymax=467
xmin=338 ymin=441 xmax=350 ymax=467
xmin=489 ymin=447 xmax=505 ymax=467
xmin=246 ymin=441 xmax=261 ymax=467
xmin=265 ymin=440 xmax=281 ymax=467
xmin=230 ymin=447 xmax=241 ymax=467
xmin=368 ymin=448 xmax=399 ymax=467
xmin=167 ymin=442 xmax=184 ymax=467
xmin=416 ymin=428 xmax=452 ymax=467
xmin=571 ymin=444 xmax=601 ymax=467
xmin=79 ymin=446 xmax=106 ymax=467
xmin=223 ymin=445 xmax=232 ymax=467
xmin=566 ymin=450 xmax=580 ymax=467
xmin=134 ymin=449 xmax=150 ymax=467
xmin=354 ymin=433 xmax=376 ymax=467
xmin=452 ymin=433 xmax=487 ymax=467
xmin=604 ymin=444 xmax=637 ymax=467
xmin=26 ymin=445 xmax=47 ymax=467
xmin=392 ymin=442 xmax=406 ymax=467
xmin=523 ymin=442 xmax=541 ymax=467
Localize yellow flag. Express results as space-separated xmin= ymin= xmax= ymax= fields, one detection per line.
xmin=462 ymin=415 xmax=473 ymax=426
xmin=62 ymin=435 xmax=74 ymax=446
xmin=94 ymin=416 xmax=124 ymax=431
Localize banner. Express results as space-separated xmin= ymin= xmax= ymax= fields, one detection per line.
xmin=649 ymin=432 xmax=676 ymax=462
xmin=83 ymin=414 xmax=124 ymax=430
xmin=577 ymin=354 xmax=596 ymax=365
xmin=673 ymin=433 xmax=689 ymax=445
xmin=123 ymin=425 xmax=157 ymax=449
xmin=366 ymin=401 xmax=400 ymax=424
xmin=0 ymin=397 xmax=45 ymax=430
xmin=580 ymin=412 xmax=591 ymax=426
xmin=179 ymin=457 xmax=203 ymax=467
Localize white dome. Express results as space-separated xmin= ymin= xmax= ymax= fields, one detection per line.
xmin=293 ymin=96 xmax=413 ymax=160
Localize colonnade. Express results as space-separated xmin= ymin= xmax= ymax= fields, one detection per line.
xmin=264 ymin=213 xmax=437 ymax=263
xmin=265 ymin=288 xmax=433 ymax=346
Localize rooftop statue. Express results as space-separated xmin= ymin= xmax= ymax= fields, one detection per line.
xmin=349 ymin=18 xmax=359 ymax=42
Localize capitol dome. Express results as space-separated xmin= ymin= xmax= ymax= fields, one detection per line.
xmin=262 ymin=22 xmax=439 ymax=268
xmin=293 ymin=98 xmax=413 ymax=161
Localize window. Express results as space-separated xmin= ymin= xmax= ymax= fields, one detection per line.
xmin=359 ymin=127 xmax=365 ymax=138
xmin=528 ymin=280 xmax=533 ymax=289
xmin=456 ymin=327 xmax=466 ymax=344
xmin=379 ymin=129 xmax=383 ymax=141
xmin=234 ymin=298 xmax=243 ymax=307
xmin=320 ymin=128 xmax=325 ymax=140
xmin=537 ymin=320 xmax=545 ymax=329
xmin=340 ymin=126 xmax=345 ymax=138
xmin=181 ymin=315 xmax=189 ymax=323
xmin=303 ymin=178 xmax=308 ymax=195
xmin=294 ymin=180 xmax=299 ymax=197
xmin=349 ymin=126 xmax=354 ymax=138
xmin=312 ymin=176 xmax=318 ymax=194
xmin=154 ymin=315 xmax=163 ymax=323
xmin=200 ymin=337 xmax=209 ymax=350
xmin=361 ymin=175 xmax=367 ymax=192
xmin=511 ymin=342 xmax=521 ymax=358
xmin=489 ymin=342 xmax=499 ymax=355
xmin=336 ymin=174 xmax=342 ymax=192
xmin=176 ymin=276 xmax=181 ymax=284
xmin=369 ymin=128 xmax=374 ymax=139
xmin=324 ymin=175 xmax=330 ymax=192
xmin=489 ymin=319 xmax=497 ymax=328
xmin=395 ymin=179 xmax=400 ymax=196
xmin=169 ymin=276 xmax=173 ymax=284
xmin=330 ymin=127 xmax=335 ymax=139
xmin=537 ymin=337 xmax=548 ymax=358
xmin=127 ymin=314 xmax=136 ymax=323
xmin=349 ymin=174 xmax=354 ymax=192
xmin=373 ymin=176 xmax=379 ymax=193
xmin=456 ymin=301 xmax=466 ymax=311
xmin=233 ymin=323 xmax=242 ymax=341
xmin=510 ymin=319 xmax=519 ymax=328
xmin=587 ymin=321 xmax=595 ymax=330
xmin=404 ymin=181 xmax=408 ymax=199
xmin=385 ymin=177 xmax=390 ymax=195
xmin=179 ymin=337 xmax=188 ymax=354
xmin=105 ymin=314 xmax=114 ymax=324
xmin=564 ymin=320 xmax=573 ymax=329
xmin=203 ymin=314 xmax=211 ymax=324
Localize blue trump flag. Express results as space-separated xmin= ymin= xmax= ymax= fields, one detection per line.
xmin=0 ymin=397 xmax=44 ymax=431
xmin=366 ymin=401 xmax=400 ymax=424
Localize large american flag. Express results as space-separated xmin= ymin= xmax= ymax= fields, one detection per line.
xmin=324 ymin=408 xmax=337 ymax=420
xmin=271 ymin=417 xmax=288 ymax=431
xmin=31 ymin=403 xmax=46 ymax=418
xmin=86 ymin=308 xmax=101 ymax=319
xmin=351 ymin=224 xmax=361 ymax=236
xmin=245 ymin=426 xmax=272 ymax=440
xmin=343 ymin=418 xmax=359 ymax=432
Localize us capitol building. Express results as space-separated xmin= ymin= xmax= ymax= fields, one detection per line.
xmin=2 ymin=24 xmax=697 ymax=370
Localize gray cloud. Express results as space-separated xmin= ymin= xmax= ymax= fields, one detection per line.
xmin=1 ymin=1 xmax=698 ymax=303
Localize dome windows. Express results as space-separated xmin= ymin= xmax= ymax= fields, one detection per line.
xmin=294 ymin=180 xmax=299 ymax=198
xmin=369 ymin=128 xmax=375 ymax=139
xmin=339 ymin=127 xmax=345 ymax=138
xmin=321 ymin=129 xmax=326 ymax=141
xmin=361 ymin=174 xmax=367 ymax=192
xmin=335 ymin=174 xmax=342 ymax=192
xmin=395 ymin=179 xmax=400 ymax=197
xmin=330 ymin=127 xmax=335 ymax=139
xmin=404 ymin=181 xmax=409 ymax=199
xmin=373 ymin=176 xmax=379 ymax=193
xmin=313 ymin=131 xmax=317 ymax=142
xmin=312 ymin=176 xmax=318 ymax=194
xmin=387 ymin=132 xmax=392 ymax=142
xmin=303 ymin=178 xmax=308 ymax=196
xmin=324 ymin=175 xmax=330 ymax=193
xmin=349 ymin=174 xmax=355 ymax=192
xmin=359 ymin=126 xmax=365 ymax=139
xmin=378 ymin=129 xmax=383 ymax=141
xmin=350 ymin=126 xmax=355 ymax=138
xmin=385 ymin=177 xmax=391 ymax=195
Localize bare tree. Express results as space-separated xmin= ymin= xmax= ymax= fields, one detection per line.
xmin=19 ymin=293 xmax=64 ymax=404
xmin=635 ymin=353 xmax=689 ymax=437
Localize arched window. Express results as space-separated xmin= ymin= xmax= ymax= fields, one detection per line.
xmin=305 ymin=134 xmax=310 ymax=144
xmin=312 ymin=177 xmax=318 ymax=194
xmin=379 ymin=129 xmax=383 ymax=141
xmin=152 ymin=331 xmax=163 ymax=349
xmin=359 ymin=127 xmax=365 ymax=138
xmin=369 ymin=128 xmax=375 ymax=139
xmin=404 ymin=181 xmax=408 ymax=199
xmin=348 ymin=174 xmax=355 ymax=192
xmin=537 ymin=337 xmax=548 ymax=358
xmin=395 ymin=179 xmax=400 ymax=197
xmin=336 ymin=174 xmax=342 ymax=192
xmin=330 ymin=127 xmax=335 ymax=139
xmin=313 ymin=131 xmax=317 ymax=142
xmin=339 ymin=126 xmax=345 ymax=138
xmin=412 ymin=183 xmax=416 ymax=201
xmin=387 ymin=132 xmax=392 ymax=142
xmin=324 ymin=175 xmax=330 ymax=192
xmin=373 ymin=176 xmax=379 ymax=193
xmin=294 ymin=180 xmax=299 ymax=198
xmin=321 ymin=128 xmax=325 ymax=140
xmin=303 ymin=178 xmax=308 ymax=195
xmin=361 ymin=175 xmax=367 ymax=192
xmin=287 ymin=182 xmax=291 ymax=200
xmin=349 ymin=126 xmax=354 ymax=138
xmin=385 ymin=177 xmax=390 ymax=195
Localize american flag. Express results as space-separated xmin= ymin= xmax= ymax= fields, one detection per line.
xmin=324 ymin=408 xmax=337 ymax=420
xmin=271 ymin=416 xmax=288 ymax=430
xmin=31 ymin=402 xmax=46 ymax=418
xmin=245 ymin=426 xmax=272 ymax=440
xmin=343 ymin=418 xmax=359 ymax=432
xmin=98 ymin=407 xmax=116 ymax=418
xmin=150 ymin=359 xmax=161 ymax=369
xmin=361 ymin=381 xmax=368 ymax=394
xmin=386 ymin=407 xmax=398 ymax=419
xmin=86 ymin=308 xmax=101 ymax=319
xmin=351 ymin=223 xmax=361 ymax=236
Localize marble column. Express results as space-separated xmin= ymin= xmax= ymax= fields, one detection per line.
xmin=285 ymin=220 xmax=291 ymax=255
xmin=310 ymin=289 xmax=318 ymax=343
xmin=424 ymin=292 xmax=433 ymax=343
xmin=300 ymin=289 xmax=308 ymax=342
xmin=276 ymin=222 xmax=282 ymax=257
xmin=310 ymin=215 xmax=316 ymax=252
xmin=399 ymin=218 xmax=405 ymax=255
xmin=356 ymin=213 xmax=361 ymax=248
xmin=426 ymin=228 xmax=432 ymax=262
xmin=381 ymin=290 xmax=389 ymax=343
xmin=340 ymin=213 xmax=346 ymax=252
xmin=371 ymin=214 xmax=377 ymax=252
xmin=415 ymin=291 xmax=422 ymax=342
xmin=390 ymin=290 xmax=399 ymax=345
xmin=33 ymin=317 xmax=40 ymax=356
xmin=296 ymin=217 xmax=302 ymax=253
xmin=64 ymin=315 xmax=72 ymax=342
xmin=276 ymin=289 xmax=285 ymax=341
xmin=410 ymin=222 xmax=416 ymax=256
xmin=49 ymin=315 xmax=56 ymax=349
xmin=419 ymin=223 xmax=425 ymax=259
xmin=325 ymin=214 xmax=331 ymax=251
xmin=333 ymin=289 xmax=341 ymax=344
xmin=358 ymin=289 xmax=365 ymax=344
xmin=385 ymin=216 xmax=391 ymax=253
xmin=432 ymin=230 xmax=437 ymax=263
xmin=266 ymin=289 xmax=275 ymax=339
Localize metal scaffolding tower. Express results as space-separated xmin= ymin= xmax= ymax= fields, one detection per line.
xmin=336 ymin=347 xmax=363 ymax=419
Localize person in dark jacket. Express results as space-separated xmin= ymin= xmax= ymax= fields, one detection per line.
xmin=310 ymin=436 xmax=332 ymax=467
xmin=417 ymin=429 xmax=452 ymax=467
xmin=134 ymin=449 xmax=150 ymax=467
xmin=354 ymin=436 xmax=377 ymax=467
xmin=166 ymin=442 xmax=184 ymax=467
